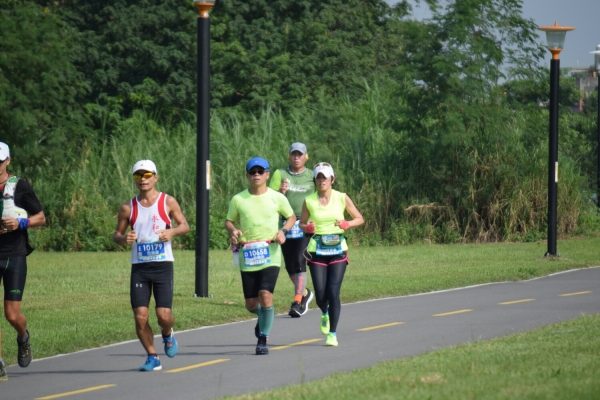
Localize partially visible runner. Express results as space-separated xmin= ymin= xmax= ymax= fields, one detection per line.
xmin=268 ymin=142 xmax=315 ymax=317
xmin=225 ymin=157 xmax=295 ymax=355
xmin=299 ymin=162 xmax=364 ymax=347
xmin=0 ymin=142 xmax=46 ymax=381
xmin=113 ymin=160 xmax=189 ymax=371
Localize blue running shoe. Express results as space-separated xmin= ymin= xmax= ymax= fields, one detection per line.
xmin=139 ymin=355 xmax=162 ymax=371
xmin=163 ymin=331 xmax=178 ymax=358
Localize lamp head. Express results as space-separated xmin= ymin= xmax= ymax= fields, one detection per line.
xmin=538 ymin=21 xmax=575 ymax=60
xmin=193 ymin=0 xmax=215 ymax=17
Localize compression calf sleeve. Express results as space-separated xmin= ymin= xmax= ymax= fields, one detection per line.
xmin=258 ymin=306 xmax=274 ymax=336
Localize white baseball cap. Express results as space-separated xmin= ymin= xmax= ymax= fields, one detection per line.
xmin=313 ymin=163 xmax=334 ymax=179
xmin=0 ymin=142 xmax=10 ymax=161
xmin=132 ymin=160 xmax=158 ymax=174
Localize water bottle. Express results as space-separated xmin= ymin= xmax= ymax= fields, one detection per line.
xmin=232 ymin=245 xmax=239 ymax=267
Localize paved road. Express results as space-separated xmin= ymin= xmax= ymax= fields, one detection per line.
xmin=3 ymin=267 xmax=599 ymax=400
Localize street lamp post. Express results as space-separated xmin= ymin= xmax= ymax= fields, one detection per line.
xmin=193 ymin=0 xmax=215 ymax=297
xmin=591 ymin=45 xmax=600 ymax=206
xmin=538 ymin=22 xmax=574 ymax=258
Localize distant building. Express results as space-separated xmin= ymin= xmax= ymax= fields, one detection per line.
xmin=568 ymin=67 xmax=598 ymax=113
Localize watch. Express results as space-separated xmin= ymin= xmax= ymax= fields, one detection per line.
xmin=280 ymin=228 xmax=288 ymax=235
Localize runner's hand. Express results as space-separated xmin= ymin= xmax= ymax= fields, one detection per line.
xmin=305 ymin=221 xmax=316 ymax=233
xmin=230 ymin=229 xmax=242 ymax=245
xmin=274 ymin=230 xmax=286 ymax=244
xmin=336 ymin=220 xmax=350 ymax=230
xmin=279 ymin=179 xmax=289 ymax=194
xmin=156 ymin=229 xmax=172 ymax=242
xmin=1 ymin=217 xmax=17 ymax=232
xmin=126 ymin=230 xmax=137 ymax=245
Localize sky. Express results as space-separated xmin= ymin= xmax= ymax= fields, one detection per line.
xmin=391 ymin=0 xmax=600 ymax=69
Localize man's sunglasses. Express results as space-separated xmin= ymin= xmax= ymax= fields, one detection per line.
xmin=247 ymin=168 xmax=267 ymax=176
xmin=133 ymin=172 xmax=155 ymax=180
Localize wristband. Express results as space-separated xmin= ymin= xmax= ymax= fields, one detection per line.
xmin=339 ymin=220 xmax=350 ymax=230
xmin=18 ymin=218 xmax=30 ymax=230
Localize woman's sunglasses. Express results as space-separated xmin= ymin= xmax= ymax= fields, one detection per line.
xmin=313 ymin=162 xmax=332 ymax=168
xmin=133 ymin=172 xmax=155 ymax=180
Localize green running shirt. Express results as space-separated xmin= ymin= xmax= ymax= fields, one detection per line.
xmin=304 ymin=189 xmax=349 ymax=252
xmin=269 ymin=167 xmax=314 ymax=216
xmin=226 ymin=188 xmax=294 ymax=271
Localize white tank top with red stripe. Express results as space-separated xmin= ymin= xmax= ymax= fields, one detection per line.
xmin=130 ymin=192 xmax=174 ymax=264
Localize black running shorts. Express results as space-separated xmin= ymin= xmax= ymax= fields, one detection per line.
xmin=130 ymin=261 xmax=174 ymax=309
xmin=281 ymin=235 xmax=311 ymax=275
xmin=0 ymin=256 xmax=27 ymax=301
xmin=240 ymin=266 xmax=280 ymax=299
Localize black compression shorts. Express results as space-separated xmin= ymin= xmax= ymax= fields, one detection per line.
xmin=0 ymin=255 xmax=27 ymax=301
xmin=130 ymin=261 xmax=174 ymax=309
xmin=281 ymin=235 xmax=311 ymax=275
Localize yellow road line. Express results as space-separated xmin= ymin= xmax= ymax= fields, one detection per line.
xmin=357 ymin=322 xmax=404 ymax=331
xmin=559 ymin=291 xmax=592 ymax=297
xmin=271 ymin=339 xmax=323 ymax=350
xmin=165 ymin=358 xmax=230 ymax=373
xmin=432 ymin=309 xmax=473 ymax=317
xmin=499 ymin=298 xmax=535 ymax=305
xmin=36 ymin=384 xmax=116 ymax=400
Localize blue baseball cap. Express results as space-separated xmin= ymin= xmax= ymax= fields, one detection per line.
xmin=246 ymin=157 xmax=270 ymax=172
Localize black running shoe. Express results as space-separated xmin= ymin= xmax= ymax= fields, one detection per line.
xmin=300 ymin=288 xmax=314 ymax=315
xmin=17 ymin=331 xmax=32 ymax=368
xmin=256 ymin=335 xmax=268 ymax=355
xmin=288 ymin=301 xmax=302 ymax=318
xmin=0 ymin=359 xmax=7 ymax=381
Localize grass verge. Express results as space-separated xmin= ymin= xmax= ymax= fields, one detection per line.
xmin=0 ymin=237 xmax=598 ymax=367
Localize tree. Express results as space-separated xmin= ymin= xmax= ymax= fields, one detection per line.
xmin=0 ymin=1 xmax=88 ymax=176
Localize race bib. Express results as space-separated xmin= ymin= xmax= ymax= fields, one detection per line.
xmin=286 ymin=220 xmax=304 ymax=239
xmin=242 ymin=241 xmax=271 ymax=267
xmin=137 ymin=238 xmax=166 ymax=262
xmin=315 ymin=241 xmax=343 ymax=256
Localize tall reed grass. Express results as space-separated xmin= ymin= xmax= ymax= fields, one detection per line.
xmin=28 ymin=81 xmax=598 ymax=251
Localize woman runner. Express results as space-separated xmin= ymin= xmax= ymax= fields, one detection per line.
xmin=299 ymin=162 xmax=364 ymax=346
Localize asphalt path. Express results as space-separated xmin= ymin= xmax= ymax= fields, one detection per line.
xmin=3 ymin=267 xmax=599 ymax=400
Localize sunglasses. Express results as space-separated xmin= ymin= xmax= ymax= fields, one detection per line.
xmin=247 ymin=168 xmax=267 ymax=176
xmin=313 ymin=162 xmax=332 ymax=168
xmin=133 ymin=172 xmax=155 ymax=180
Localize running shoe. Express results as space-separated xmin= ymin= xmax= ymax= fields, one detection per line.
xmin=288 ymin=301 xmax=302 ymax=318
xmin=256 ymin=335 xmax=268 ymax=355
xmin=0 ymin=359 xmax=7 ymax=381
xmin=163 ymin=330 xmax=178 ymax=358
xmin=326 ymin=333 xmax=338 ymax=347
xmin=139 ymin=355 xmax=162 ymax=371
xmin=300 ymin=288 xmax=314 ymax=315
xmin=254 ymin=321 xmax=260 ymax=339
xmin=320 ymin=314 xmax=330 ymax=335
xmin=17 ymin=331 xmax=32 ymax=368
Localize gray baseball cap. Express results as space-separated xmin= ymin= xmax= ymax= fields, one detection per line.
xmin=289 ymin=142 xmax=307 ymax=154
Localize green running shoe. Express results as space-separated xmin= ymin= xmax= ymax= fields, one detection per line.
xmin=326 ymin=333 xmax=338 ymax=346
xmin=320 ymin=314 xmax=330 ymax=335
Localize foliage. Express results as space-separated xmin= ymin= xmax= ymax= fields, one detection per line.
xmin=0 ymin=1 xmax=89 ymax=176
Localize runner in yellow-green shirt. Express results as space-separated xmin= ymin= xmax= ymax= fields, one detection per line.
xmin=299 ymin=162 xmax=364 ymax=347
xmin=225 ymin=157 xmax=295 ymax=355
xmin=269 ymin=142 xmax=315 ymax=318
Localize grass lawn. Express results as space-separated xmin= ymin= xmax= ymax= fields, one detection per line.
xmin=1 ymin=237 xmax=599 ymax=373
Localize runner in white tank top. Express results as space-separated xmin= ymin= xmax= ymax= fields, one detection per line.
xmin=129 ymin=192 xmax=174 ymax=264
xmin=113 ymin=160 xmax=189 ymax=372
